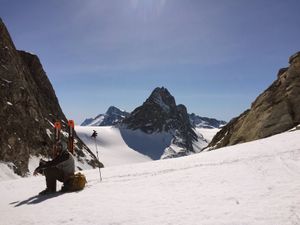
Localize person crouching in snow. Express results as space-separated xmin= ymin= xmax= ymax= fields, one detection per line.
xmin=34 ymin=141 xmax=75 ymax=195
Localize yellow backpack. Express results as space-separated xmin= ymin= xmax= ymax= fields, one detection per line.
xmin=65 ymin=172 xmax=87 ymax=192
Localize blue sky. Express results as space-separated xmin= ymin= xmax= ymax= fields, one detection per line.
xmin=1 ymin=0 xmax=299 ymax=124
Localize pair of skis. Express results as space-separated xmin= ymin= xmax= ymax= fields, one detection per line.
xmin=53 ymin=120 xmax=75 ymax=157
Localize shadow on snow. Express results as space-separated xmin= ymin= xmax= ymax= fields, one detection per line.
xmin=11 ymin=192 xmax=64 ymax=207
xmin=119 ymin=128 xmax=172 ymax=160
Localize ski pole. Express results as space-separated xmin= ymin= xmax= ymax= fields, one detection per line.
xmin=91 ymin=130 xmax=102 ymax=182
xmin=95 ymin=138 xmax=102 ymax=182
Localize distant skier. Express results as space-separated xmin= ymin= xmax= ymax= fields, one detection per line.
xmin=34 ymin=141 xmax=75 ymax=195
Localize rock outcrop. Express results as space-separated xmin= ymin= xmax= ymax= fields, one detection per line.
xmin=0 ymin=18 xmax=102 ymax=176
xmin=208 ymin=51 xmax=300 ymax=149
xmin=122 ymin=87 xmax=201 ymax=158
xmin=189 ymin=113 xmax=226 ymax=129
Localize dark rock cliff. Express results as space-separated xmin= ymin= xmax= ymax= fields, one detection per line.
xmin=0 ymin=18 xmax=102 ymax=176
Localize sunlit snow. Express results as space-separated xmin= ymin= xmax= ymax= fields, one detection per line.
xmin=1 ymin=130 xmax=300 ymax=225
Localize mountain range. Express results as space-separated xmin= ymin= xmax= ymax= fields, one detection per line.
xmin=0 ymin=15 xmax=219 ymax=177
xmin=1 ymin=15 xmax=300 ymax=178
xmin=81 ymin=105 xmax=226 ymax=129
xmin=80 ymin=87 xmax=224 ymax=159
xmin=189 ymin=113 xmax=226 ymax=129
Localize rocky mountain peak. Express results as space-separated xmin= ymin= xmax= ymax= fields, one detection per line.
xmin=122 ymin=87 xmax=199 ymax=158
xmin=0 ymin=18 xmax=16 ymax=51
xmin=123 ymin=87 xmax=180 ymax=133
xmin=147 ymin=87 xmax=176 ymax=112
xmin=208 ymin=51 xmax=300 ymax=150
xmin=106 ymin=106 xmax=125 ymax=116
xmin=289 ymin=51 xmax=300 ymax=65
xmin=81 ymin=106 xmax=129 ymax=126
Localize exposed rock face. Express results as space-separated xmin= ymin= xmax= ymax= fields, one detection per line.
xmin=209 ymin=51 xmax=300 ymax=149
xmin=0 ymin=18 xmax=101 ymax=176
xmin=122 ymin=87 xmax=200 ymax=158
xmin=82 ymin=105 xmax=226 ymax=130
xmin=81 ymin=106 xmax=129 ymax=126
xmin=189 ymin=113 xmax=226 ymax=129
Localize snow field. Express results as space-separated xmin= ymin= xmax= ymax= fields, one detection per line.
xmin=75 ymin=126 xmax=152 ymax=166
xmin=1 ymin=130 xmax=300 ymax=225
xmin=75 ymin=126 xmax=216 ymax=163
xmin=195 ymin=127 xmax=220 ymax=142
xmin=0 ymin=162 xmax=20 ymax=180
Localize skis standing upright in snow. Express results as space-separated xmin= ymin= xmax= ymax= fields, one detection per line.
xmin=68 ymin=120 xmax=75 ymax=155
xmin=53 ymin=121 xmax=61 ymax=158
xmin=53 ymin=120 xmax=75 ymax=157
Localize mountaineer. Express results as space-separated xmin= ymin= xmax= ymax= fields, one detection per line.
xmin=34 ymin=141 xmax=75 ymax=195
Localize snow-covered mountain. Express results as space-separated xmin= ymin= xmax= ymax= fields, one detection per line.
xmin=81 ymin=106 xmax=129 ymax=126
xmin=81 ymin=88 xmax=214 ymax=160
xmin=1 ymin=128 xmax=300 ymax=225
xmin=189 ymin=113 xmax=226 ymax=128
xmin=82 ymin=106 xmax=225 ymax=129
xmin=76 ymin=125 xmax=210 ymax=163
xmin=122 ymin=87 xmax=207 ymax=159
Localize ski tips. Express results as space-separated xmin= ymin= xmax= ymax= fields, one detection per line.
xmin=68 ymin=120 xmax=74 ymax=128
xmin=54 ymin=121 xmax=61 ymax=129
xmin=53 ymin=120 xmax=75 ymax=156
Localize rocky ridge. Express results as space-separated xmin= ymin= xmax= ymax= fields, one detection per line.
xmin=208 ymin=51 xmax=300 ymax=149
xmin=82 ymin=106 xmax=225 ymax=129
xmin=189 ymin=113 xmax=226 ymax=129
xmin=0 ymin=18 xmax=102 ymax=176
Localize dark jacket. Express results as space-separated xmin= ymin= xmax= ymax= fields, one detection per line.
xmin=36 ymin=149 xmax=75 ymax=181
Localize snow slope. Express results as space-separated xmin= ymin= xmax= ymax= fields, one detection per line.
xmin=1 ymin=130 xmax=300 ymax=225
xmin=0 ymin=162 xmax=20 ymax=180
xmin=0 ymin=126 xmax=216 ymax=179
xmin=75 ymin=126 xmax=152 ymax=167
xmin=196 ymin=127 xmax=220 ymax=142
xmin=76 ymin=126 xmax=212 ymax=163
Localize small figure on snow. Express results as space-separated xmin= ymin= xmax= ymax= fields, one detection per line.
xmin=34 ymin=141 xmax=75 ymax=195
